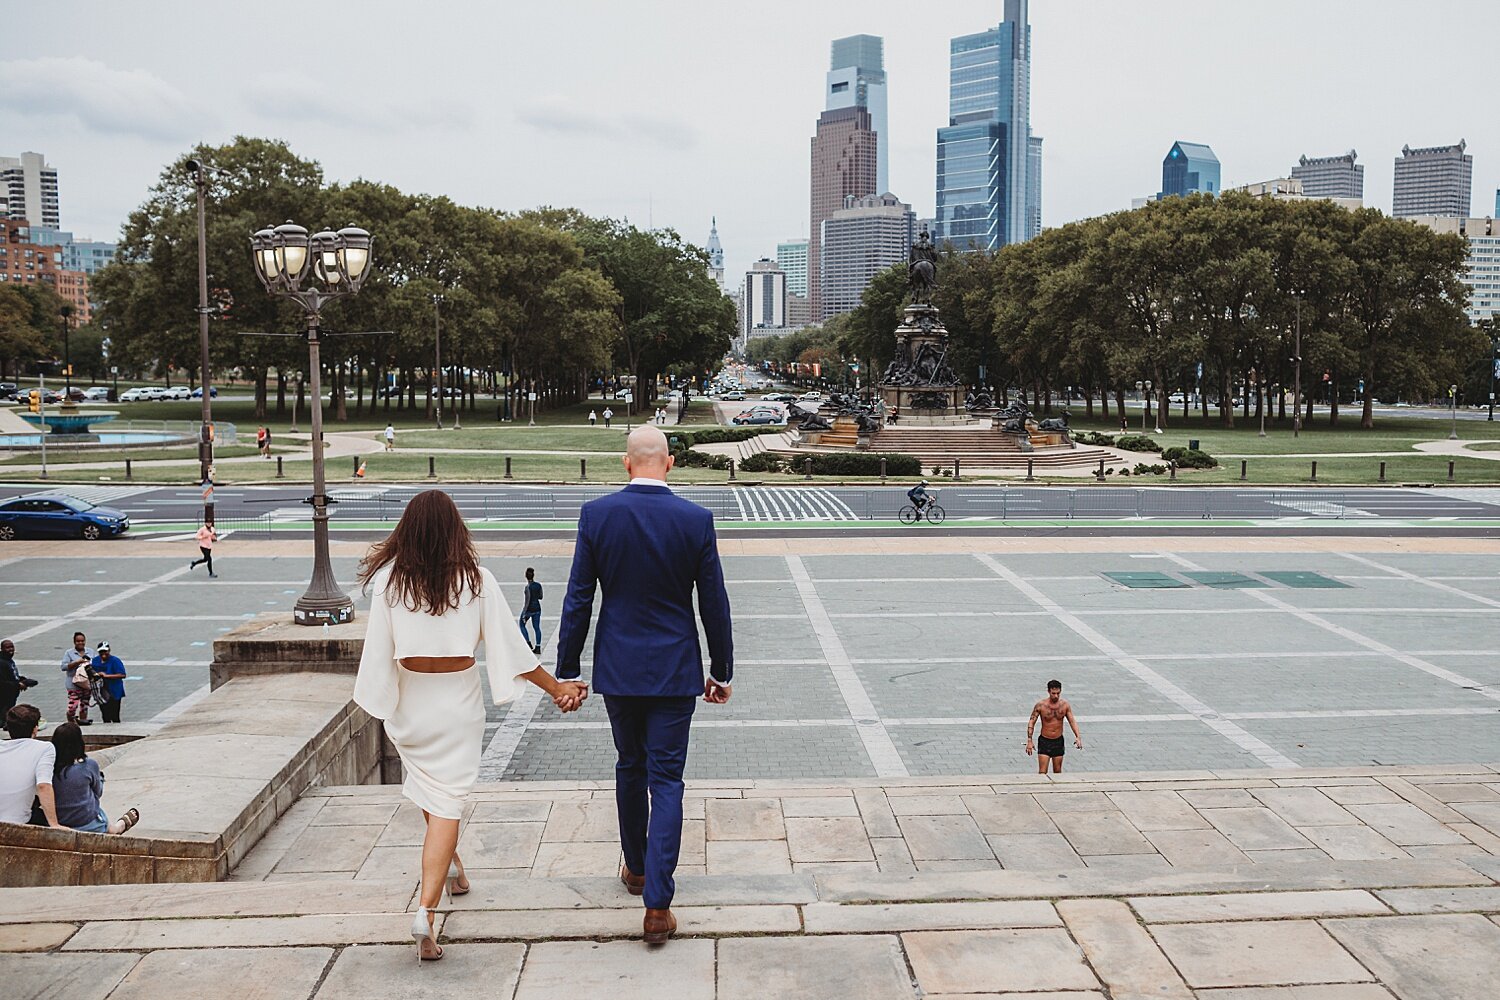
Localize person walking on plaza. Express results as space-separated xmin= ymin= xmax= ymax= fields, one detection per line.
xmin=0 ymin=705 xmax=63 ymax=828
xmin=256 ymin=425 xmax=269 ymax=458
xmin=602 ymin=406 xmax=613 ymax=429
xmin=189 ymin=523 xmax=217 ymax=578
xmin=0 ymin=638 xmax=37 ymax=717
xmin=61 ymin=632 xmax=93 ymax=726
xmin=556 ymin=424 xmax=735 ymax=945
xmin=50 ymin=722 xmax=139 ymax=834
xmin=588 ymin=409 xmax=598 ymax=427
xmin=354 ymin=490 xmax=587 ymax=962
xmin=384 ymin=422 xmax=396 ymax=452
xmin=92 ymin=642 xmax=126 ymax=724
xmin=1026 ymin=680 xmax=1082 ymax=773
xmin=518 ymin=567 xmax=544 ymax=655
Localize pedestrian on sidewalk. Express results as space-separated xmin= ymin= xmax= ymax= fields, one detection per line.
xmin=0 ymin=638 xmax=37 ymax=717
xmin=263 ymin=426 xmax=272 ymax=458
xmin=1026 ymin=680 xmax=1082 ymax=774
xmin=602 ymin=406 xmax=613 ymax=429
xmin=256 ymin=425 xmax=269 ymax=458
xmin=189 ymin=523 xmax=218 ymax=578
xmin=384 ymin=422 xmax=396 ymax=452
xmin=92 ymin=642 xmax=126 ymax=724
xmin=60 ymin=632 xmax=92 ymax=726
xmin=518 ymin=567 xmax=544 ymax=654
xmin=588 ymin=409 xmax=598 ymax=427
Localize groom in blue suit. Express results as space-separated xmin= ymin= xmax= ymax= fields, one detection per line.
xmin=556 ymin=424 xmax=734 ymax=944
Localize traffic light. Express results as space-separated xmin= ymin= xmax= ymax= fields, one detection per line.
xmin=26 ymin=390 xmax=38 ymax=414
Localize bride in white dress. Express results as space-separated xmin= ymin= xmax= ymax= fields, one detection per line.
xmin=355 ymin=490 xmax=587 ymax=961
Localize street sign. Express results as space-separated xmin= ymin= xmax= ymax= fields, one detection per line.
xmin=527 ymin=392 xmax=538 ymax=401
xmin=1493 ymin=358 xmax=1500 ymax=379
xmin=110 ymin=366 xmax=118 ymax=375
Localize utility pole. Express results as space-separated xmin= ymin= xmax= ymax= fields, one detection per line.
xmin=187 ymin=158 xmax=215 ymax=527
xmin=433 ymin=293 xmax=443 ymax=430
xmin=1489 ymin=330 xmax=1497 ymax=422
xmin=59 ymin=305 xmax=73 ymax=392
xmin=1292 ymin=292 xmax=1302 ymax=439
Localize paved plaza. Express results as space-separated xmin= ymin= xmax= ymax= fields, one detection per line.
xmin=5 ymin=534 xmax=1499 ymax=780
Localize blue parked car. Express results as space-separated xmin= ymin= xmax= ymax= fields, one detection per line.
xmin=190 ymin=386 xmax=218 ymax=399
xmin=0 ymin=493 xmax=130 ymax=541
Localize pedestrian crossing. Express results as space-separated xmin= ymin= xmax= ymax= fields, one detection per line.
xmin=728 ymin=487 xmax=859 ymax=521
xmin=2 ymin=484 xmax=156 ymax=506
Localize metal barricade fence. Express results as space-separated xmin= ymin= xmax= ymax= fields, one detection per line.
xmin=200 ymin=511 xmax=272 ymax=539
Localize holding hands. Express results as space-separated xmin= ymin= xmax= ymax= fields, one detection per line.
xmin=552 ymin=680 xmax=588 ymax=713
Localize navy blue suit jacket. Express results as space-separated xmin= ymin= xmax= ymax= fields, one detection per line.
xmin=556 ymin=483 xmax=733 ymax=697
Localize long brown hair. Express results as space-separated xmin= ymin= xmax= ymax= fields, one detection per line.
xmin=358 ymin=490 xmax=482 ymax=614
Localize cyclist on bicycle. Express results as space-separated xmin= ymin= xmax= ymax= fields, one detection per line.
xmin=907 ymin=480 xmax=932 ymax=512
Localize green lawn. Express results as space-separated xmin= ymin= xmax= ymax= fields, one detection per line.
xmin=1184 ymin=454 xmax=1500 ymax=485
xmin=393 ymin=425 xmax=630 ymax=453
xmin=1068 ymin=413 xmax=1500 ymax=458
xmin=0 ymin=444 xmax=260 ymax=467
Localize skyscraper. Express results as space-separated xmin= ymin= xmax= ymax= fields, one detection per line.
xmin=0 ymin=151 xmax=60 ymax=228
xmin=1393 ymin=140 xmax=1472 ymax=218
xmin=934 ymin=1 xmax=1040 ymax=251
xmin=742 ymin=259 xmax=788 ymax=341
xmin=705 ymin=217 xmax=726 ymax=292
xmin=820 ymin=193 xmax=915 ymax=319
xmin=776 ymin=239 xmax=809 ymax=297
xmin=1291 ymin=151 xmax=1364 ymax=200
xmin=1160 ymin=141 xmax=1221 ymax=199
xmin=810 ymin=105 xmax=877 ymax=319
xmin=827 ymin=35 xmax=888 ymax=195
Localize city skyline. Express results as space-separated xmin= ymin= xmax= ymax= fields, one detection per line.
xmin=9 ymin=1 xmax=1500 ymax=288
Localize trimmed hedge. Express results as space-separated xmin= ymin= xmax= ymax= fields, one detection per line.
xmin=1161 ymin=446 xmax=1216 ymax=469
xmin=673 ymin=448 xmax=731 ymax=471
xmin=737 ymin=452 xmax=783 ymax=473
xmin=1113 ymin=434 xmax=1162 ymax=453
xmin=671 ymin=426 xmax=780 ymax=447
xmin=1073 ymin=430 xmax=1115 ymax=446
xmin=801 ymin=452 xmax=920 ymax=477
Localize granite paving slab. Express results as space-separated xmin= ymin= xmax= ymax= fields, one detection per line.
xmin=705 ymin=798 xmax=786 ymax=841
xmin=455 ymin=822 xmax=545 ymax=869
xmin=103 ymin=946 xmax=333 ymax=1000
xmin=802 ymin=900 xmax=1060 ymax=934
xmin=63 ymin=913 xmax=432 ymax=950
xmin=1202 ymin=807 xmax=1315 ymax=851
xmin=1151 ymin=921 xmax=1373 ymax=989
xmin=1252 ymin=787 xmax=1361 ymax=827
xmin=1324 ymin=913 xmax=1500 ymax=1000
xmin=987 ymin=833 xmax=1085 ymax=870
xmin=706 ymin=840 xmax=792 ymax=874
xmin=1107 ymin=790 xmax=1211 ymax=831
xmin=313 ymin=943 xmax=524 ymax=1000
xmin=1143 ymin=829 xmax=1251 ymax=867
xmin=1049 ymin=811 xmax=1156 ymax=856
xmin=1128 ymin=890 xmax=1391 ymax=923
xmin=442 ymin=904 xmax=800 ymax=940
xmin=1298 ymin=825 xmax=1411 ymax=861
xmin=903 ymin=928 xmax=1100 ymax=994
xmin=898 ymin=814 xmax=994 ymax=861
xmin=1372 ymin=886 xmax=1500 ymax=913
xmin=516 ymin=939 xmax=715 ymax=1000
xmin=0 ymin=922 xmax=76 ymax=952
xmin=785 ymin=817 xmax=876 ymax=863
xmin=0 ymin=952 xmax=139 ymax=1000
xmin=1056 ymin=898 xmax=1193 ymax=1000
xmin=964 ymin=794 xmax=1059 ymax=835
xmin=1343 ymin=803 xmax=1470 ymax=846
xmin=719 ymin=935 xmax=915 ymax=1000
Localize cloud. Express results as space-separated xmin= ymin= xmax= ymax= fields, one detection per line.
xmin=243 ymin=72 xmax=473 ymax=131
xmin=516 ymin=95 xmax=697 ymax=151
xmin=0 ymin=57 xmax=205 ymax=140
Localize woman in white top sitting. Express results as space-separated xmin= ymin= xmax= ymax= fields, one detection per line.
xmin=356 ymin=490 xmax=587 ymax=962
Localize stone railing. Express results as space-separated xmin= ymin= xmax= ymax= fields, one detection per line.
xmin=0 ymin=615 xmax=386 ymax=887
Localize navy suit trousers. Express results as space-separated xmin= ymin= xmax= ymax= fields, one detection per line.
xmin=604 ymin=694 xmax=696 ymax=909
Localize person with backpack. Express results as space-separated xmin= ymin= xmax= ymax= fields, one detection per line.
xmin=519 ymin=567 xmax=544 ymax=655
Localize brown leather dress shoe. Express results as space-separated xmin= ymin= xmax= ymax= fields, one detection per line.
xmin=620 ymin=864 xmax=644 ymax=896
xmin=643 ymin=907 xmax=676 ymax=944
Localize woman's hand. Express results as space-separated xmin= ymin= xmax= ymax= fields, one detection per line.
xmin=552 ymin=681 xmax=588 ymax=713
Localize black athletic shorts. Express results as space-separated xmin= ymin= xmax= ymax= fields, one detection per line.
xmin=1037 ymin=735 xmax=1065 ymax=758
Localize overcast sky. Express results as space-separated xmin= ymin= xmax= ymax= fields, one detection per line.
xmin=9 ymin=1 xmax=1500 ymax=284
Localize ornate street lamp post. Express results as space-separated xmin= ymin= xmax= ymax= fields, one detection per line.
xmin=1134 ymin=379 xmax=1154 ymax=434
xmin=1449 ymin=383 xmax=1460 ymax=441
xmin=250 ymin=222 xmax=373 ymax=625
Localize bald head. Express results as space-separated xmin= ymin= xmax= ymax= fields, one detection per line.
xmin=623 ymin=424 xmax=673 ymax=481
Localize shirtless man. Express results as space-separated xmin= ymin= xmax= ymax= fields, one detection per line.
xmin=1026 ymin=680 xmax=1082 ymax=773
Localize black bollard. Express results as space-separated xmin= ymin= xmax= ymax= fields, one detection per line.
xmin=879 ymin=457 xmax=887 ymax=482
xmin=276 ymin=456 xmax=284 ymax=478
xmin=1026 ymin=458 xmax=1035 ymax=482
xmin=504 ymin=456 xmax=513 ymax=479
xmin=729 ymin=459 xmax=736 ymax=481
xmin=1169 ymin=461 xmax=1177 ymax=480
xmin=580 ymin=458 xmax=587 ymax=480
xmin=427 ymin=456 xmax=436 ymax=479
xmin=954 ymin=458 xmax=961 ymax=482
xmin=1311 ymin=460 xmax=1318 ymax=482
xmin=353 ymin=456 xmax=360 ymax=477
xmin=125 ymin=459 xmax=132 ymax=480
xmin=1449 ymin=460 xmax=1455 ymax=481
xmin=804 ymin=457 xmax=813 ymax=480
xmin=1379 ymin=461 xmax=1386 ymax=482
xmin=1096 ymin=458 xmax=1106 ymax=482
xmin=1240 ymin=459 xmax=1247 ymax=481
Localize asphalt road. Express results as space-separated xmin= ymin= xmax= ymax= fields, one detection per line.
xmin=9 ymin=482 xmax=1500 ymax=534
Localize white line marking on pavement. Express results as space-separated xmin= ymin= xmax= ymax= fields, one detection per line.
xmin=1335 ymin=552 xmax=1500 ymax=609
xmin=1157 ymin=551 xmax=1500 ymax=708
xmin=787 ymin=555 xmax=908 ymax=778
xmin=478 ymin=685 xmax=544 ymax=780
xmin=973 ymin=552 xmax=1299 ymax=769
xmin=8 ymin=565 xmax=192 ymax=642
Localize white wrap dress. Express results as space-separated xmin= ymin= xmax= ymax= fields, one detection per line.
xmin=354 ymin=566 xmax=540 ymax=818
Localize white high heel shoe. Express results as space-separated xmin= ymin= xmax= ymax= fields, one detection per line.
xmin=411 ymin=905 xmax=442 ymax=962
xmin=445 ymin=859 xmax=470 ymax=901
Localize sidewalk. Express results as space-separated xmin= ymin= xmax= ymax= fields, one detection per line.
xmin=5 ymin=766 xmax=1499 ymax=998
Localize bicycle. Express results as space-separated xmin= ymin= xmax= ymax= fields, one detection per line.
xmin=898 ymin=492 xmax=945 ymax=525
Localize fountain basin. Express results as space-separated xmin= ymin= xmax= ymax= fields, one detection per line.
xmin=20 ymin=409 xmax=120 ymax=435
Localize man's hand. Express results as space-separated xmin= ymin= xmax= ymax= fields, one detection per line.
xmin=704 ymin=679 xmax=731 ymax=704
xmin=1025 ymin=739 xmax=1034 ymax=757
xmin=552 ymin=681 xmax=588 ymax=713
xmin=1074 ymin=738 xmax=1083 ymax=750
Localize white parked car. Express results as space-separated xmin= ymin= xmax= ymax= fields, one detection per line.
xmin=162 ymin=386 xmax=192 ymax=400
xmin=82 ymin=386 xmax=111 ymax=402
xmin=118 ymin=387 xmax=156 ymax=402
xmin=800 ymin=391 xmax=823 ymax=401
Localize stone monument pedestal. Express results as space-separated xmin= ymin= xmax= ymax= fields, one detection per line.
xmin=878 ymin=303 xmax=967 ymax=421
